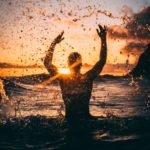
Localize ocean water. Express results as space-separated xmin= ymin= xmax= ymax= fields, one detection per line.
xmin=0 ymin=77 xmax=150 ymax=150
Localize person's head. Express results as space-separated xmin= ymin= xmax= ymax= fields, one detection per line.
xmin=68 ymin=52 xmax=82 ymax=73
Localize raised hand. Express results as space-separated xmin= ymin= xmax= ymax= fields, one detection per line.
xmin=96 ymin=25 xmax=107 ymax=40
xmin=53 ymin=31 xmax=64 ymax=44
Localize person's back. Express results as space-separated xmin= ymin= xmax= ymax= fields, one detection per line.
xmin=43 ymin=25 xmax=107 ymax=121
xmin=60 ymin=73 xmax=92 ymax=120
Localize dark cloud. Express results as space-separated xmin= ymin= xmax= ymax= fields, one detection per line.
xmin=0 ymin=62 xmax=14 ymax=68
xmin=108 ymin=6 xmax=150 ymax=40
xmin=108 ymin=6 xmax=150 ymax=55
xmin=123 ymin=42 xmax=146 ymax=54
xmin=107 ymin=26 xmax=128 ymax=39
xmin=126 ymin=6 xmax=150 ymax=39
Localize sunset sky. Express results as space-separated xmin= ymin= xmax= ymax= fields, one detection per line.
xmin=0 ymin=0 xmax=150 ymax=75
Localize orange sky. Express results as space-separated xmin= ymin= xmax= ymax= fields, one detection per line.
xmin=0 ymin=0 xmax=149 ymax=76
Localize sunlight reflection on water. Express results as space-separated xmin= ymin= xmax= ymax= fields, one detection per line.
xmin=0 ymin=77 xmax=150 ymax=150
xmin=2 ymin=77 xmax=149 ymax=119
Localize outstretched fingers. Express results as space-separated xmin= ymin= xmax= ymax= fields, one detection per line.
xmin=98 ymin=24 xmax=107 ymax=32
xmin=55 ymin=31 xmax=65 ymax=43
xmin=60 ymin=37 xmax=64 ymax=42
xmin=59 ymin=31 xmax=64 ymax=41
xmin=98 ymin=24 xmax=103 ymax=31
xmin=96 ymin=24 xmax=107 ymax=39
xmin=97 ymin=25 xmax=105 ymax=35
xmin=96 ymin=28 xmax=100 ymax=35
xmin=59 ymin=31 xmax=64 ymax=38
xmin=104 ymin=25 xmax=107 ymax=31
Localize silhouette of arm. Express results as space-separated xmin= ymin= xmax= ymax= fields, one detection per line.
xmin=44 ymin=31 xmax=64 ymax=76
xmin=85 ymin=25 xmax=107 ymax=80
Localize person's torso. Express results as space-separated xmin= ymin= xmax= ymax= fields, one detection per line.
xmin=59 ymin=74 xmax=93 ymax=118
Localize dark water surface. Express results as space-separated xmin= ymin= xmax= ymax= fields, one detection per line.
xmin=0 ymin=77 xmax=150 ymax=150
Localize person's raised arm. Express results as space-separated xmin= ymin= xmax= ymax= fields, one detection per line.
xmin=85 ymin=25 xmax=107 ymax=80
xmin=44 ymin=31 xmax=64 ymax=76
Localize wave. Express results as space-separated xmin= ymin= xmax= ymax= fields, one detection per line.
xmin=0 ymin=115 xmax=150 ymax=150
xmin=0 ymin=76 xmax=150 ymax=149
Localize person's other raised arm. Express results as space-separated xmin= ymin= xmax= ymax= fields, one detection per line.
xmin=85 ymin=25 xmax=107 ymax=80
xmin=44 ymin=31 xmax=64 ymax=76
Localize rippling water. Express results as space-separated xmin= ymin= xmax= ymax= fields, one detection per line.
xmin=0 ymin=77 xmax=150 ymax=150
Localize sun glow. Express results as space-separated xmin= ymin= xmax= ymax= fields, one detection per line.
xmin=58 ymin=68 xmax=71 ymax=74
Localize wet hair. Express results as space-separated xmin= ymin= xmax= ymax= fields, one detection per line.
xmin=68 ymin=52 xmax=82 ymax=66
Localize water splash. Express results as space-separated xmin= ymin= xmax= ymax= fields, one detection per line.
xmin=0 ymin=79 xmax=15 ymax=120
xmin=0 ymin=79 xmax=24 ymax=121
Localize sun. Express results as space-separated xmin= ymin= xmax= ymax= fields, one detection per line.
xmin=58 ymin=68 xmax=71 ymax=74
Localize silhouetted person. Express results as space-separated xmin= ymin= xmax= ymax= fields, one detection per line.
xmin=130 ymin=43 xmax=150 ymax=78
xmin=44 ymin=25 xmax=107 ymax=121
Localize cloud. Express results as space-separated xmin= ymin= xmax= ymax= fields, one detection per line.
xmin=121 ymin=5 xmax=134 ymax=16
xmin=107 ymin=25 xmax=128 ymax=39
xmin=126 ymin=6 xmax=150 ymax=39
xmin=108 ymin=6 xmax=150 ymax=40
xmin=123 ymin=42 xmax=146 ymax=55
xmin=108 ymin=6 xmax=150 ymax=55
